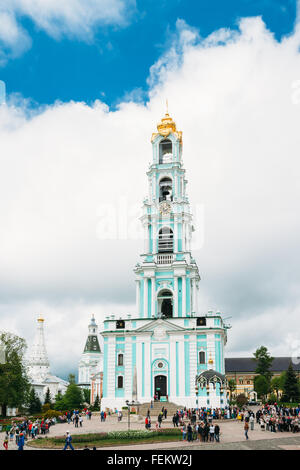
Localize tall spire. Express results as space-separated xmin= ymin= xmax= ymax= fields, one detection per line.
xmin=84 ymin=315 xmax=101 ymax=353
xmin=27 ymin=316 xmax=50 ymax=382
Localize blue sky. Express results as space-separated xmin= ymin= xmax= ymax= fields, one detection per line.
xmin=0 ymin=0 xmax=297 ymax=108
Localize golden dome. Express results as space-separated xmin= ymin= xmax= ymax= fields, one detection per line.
xmin=37 ymin=315 xmax=44 ymax=323
xmin=151 ymin=104 xmax=182 ymax=143
xmin=208 ymin=355 xmax=214 ymax=365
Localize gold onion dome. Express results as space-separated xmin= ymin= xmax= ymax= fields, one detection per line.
xmin=151 ymin=105 xmax=182 ymax=142
xmin=37 ymin=315 xmax=44 ymax=322
xmin=157 ymin=112 xmax=177 ymax=136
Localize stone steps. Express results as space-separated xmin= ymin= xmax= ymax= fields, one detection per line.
xmin=138 ymin=402 xmax=183 ymax=417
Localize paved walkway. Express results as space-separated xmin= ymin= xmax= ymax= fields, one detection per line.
xmin=1 ymin=414 xmax=300 ymax=450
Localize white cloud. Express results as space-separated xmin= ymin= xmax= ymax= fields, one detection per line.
xmin=1 ymin=17 xmax=300 ymax=375
xmin=0 ymin=0 xmax=135 ymax=62
xmin=0 ymin=9 xmax=32 ymax=64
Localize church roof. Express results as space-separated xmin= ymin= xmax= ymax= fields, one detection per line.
xmin=225 ymin=357 xmax=300 ymax=373
xmin=43 ymin=374 xmax=69 ymax=386
xmin=197 ymin=369 xmax=226 ymax=381
xmin=84 ymin=335 xmax=101 ymax=354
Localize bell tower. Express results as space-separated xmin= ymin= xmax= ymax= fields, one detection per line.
xmin=101 ymin=108 xmax=228 ymax=410
xmin=134 ymin=108 xmax=200 ymax=319
xmin=78 ymin=315 xmax=103 ymax=389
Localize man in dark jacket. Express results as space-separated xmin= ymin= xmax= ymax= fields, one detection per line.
xmin=63 ymin=431 xmax=74 ymax=450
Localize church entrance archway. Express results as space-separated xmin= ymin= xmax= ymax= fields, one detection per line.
xmin=154 ymin=375 xmax=167 ymax=398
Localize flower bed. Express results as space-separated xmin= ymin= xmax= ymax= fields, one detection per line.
xmin=28 ymin=428 xmax=182 ymax=448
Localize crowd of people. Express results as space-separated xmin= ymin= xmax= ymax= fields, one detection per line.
xmin=255 ymin=404 xmax=300 ymax=434
xmin=143 ymin=406 xmax=233 ymax=442
xmin=2 ymin=417 xmax=55 ymax=450
xmin=3 ymin=402 xmax=300 ymax=450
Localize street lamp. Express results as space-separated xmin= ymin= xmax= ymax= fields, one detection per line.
xmin=195 ymin=385 xmax=199 ymax=409
xmin=126 ymin=400 xmax=135 ymax=430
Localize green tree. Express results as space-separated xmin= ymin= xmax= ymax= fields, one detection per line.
xmin=254 ymin=375 xmax=270 ymax=401
xmin=270 ymin=376 xmax=284 ymax=400
xmin=0 ymin=332 xmax=30 ymax=416
xmin=91 ymin=394 xmax=100 ymax=411
xmin=253 ymin=346 xmax=274 ymax=382
xmin=62 ymin=383 xmax=83 ymax=410
xmin=282 ymin=362 xmax=300 ymax=403
xmin=82 ymin=388 xmax=90 ymax=404
xmin=27 ymin=387 xmax=42 ymax=414
xmin=53 ymin=391 xmax=65 ymax=411
xmin=236 ymin=394 xmax=248 ymax=408
xmin=44 ymin=387 xmax=52 ymax=405
xmin=228 ymin=379 xmax=237 ymax=402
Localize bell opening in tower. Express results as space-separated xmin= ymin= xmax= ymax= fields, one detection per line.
xmin=157 ymin=289 xmax=173 ymax=318
xmin=159 ymin=139 xmax=172 ymax=164
xmin=158 ymin=227 xmax=173 ymax=253
xmin=159 ymin=177 xmax=173 ymax=202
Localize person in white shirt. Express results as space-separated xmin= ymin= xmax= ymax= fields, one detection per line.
xmin=209 ymin=424 xmax=215 ymax=442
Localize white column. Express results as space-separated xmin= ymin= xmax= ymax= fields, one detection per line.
xmin=182 ymin=220 xmax=186 ymax=252
xmin=124 ymin=338 xmax=132 ymax=399
xmin=136 ymin=279 xmax=140 ymax=315
xmin=174 ymin=276 xmax=178 ymax=317
xmin=178 ymin=338 xmax=185 ymax=397
xmin=144 ymin=224 xmax=148 ymax=253
xmin=144 ymin=277 xmax=148 ymax=318
xmin=182 ymin=274 xmax=186 ymax=317
xmin=152 ymin=222 xmax=156 ymax=254
xmin=170 ymin=339 xmax=176 ymax=398
xmin=107 ymin=337 xmax=116 ymax=398
xmin=144 ymin=340 xmax=151 ymax=399
xmin=136 ymin=341 xmax=143 ymax=399
xmin=190 ymin=279 xmax=194 ymax=314
xmin=189 ymin=336 xmax=197 ymax=402
xmin=174 ymin=218 xmax=178 ymax=252
xmin=187 ymin=224 xmax=191 ymax=252
xmin=193 ymin=279 xmax=197 ymax=315
xmin=151 ymin=277 xmax=155 ymax=318
xmin=195 ymin=282 xmax=199 ymax=314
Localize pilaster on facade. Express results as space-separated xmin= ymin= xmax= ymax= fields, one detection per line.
xmin=189 ymin=336 xmax=197 ymax=396
xmin=124 ymin=339 xmax=132 ymax=397
xmin=107 ymin=337 xmax=116 ymax=398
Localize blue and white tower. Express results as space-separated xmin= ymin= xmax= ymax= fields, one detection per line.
xmin=101 ymin=110 xmax=228 ymax=410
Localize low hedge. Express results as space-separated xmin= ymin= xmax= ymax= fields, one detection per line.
xmin=50 ymin=428 xmax=182 ymax=445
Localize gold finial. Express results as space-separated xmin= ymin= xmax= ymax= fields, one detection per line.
xmin=166 ymin=99 xmax=169 ymax=115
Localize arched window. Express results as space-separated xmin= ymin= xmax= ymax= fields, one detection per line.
xmin=159 ymin=139 xmax=172 ymax=163
xmin=157 ymin=289 xmax=173 ymax=318
xmin=159 ymin=177 xmax=173 ymax=202
xmin=117 ymin=376 xmax=124 ymax=389
xmin=158 ymin=227 xmax=173 ymax=253
xmin=117 ymin=353 xmax=124 ymax=366
xmin=199 ymin=351 xmax=205 ymax=364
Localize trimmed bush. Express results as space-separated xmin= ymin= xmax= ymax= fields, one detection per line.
xmin=51 ymin=428 xmax=182 ymax=444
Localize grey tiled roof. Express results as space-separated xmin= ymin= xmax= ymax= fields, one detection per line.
xmin=225 ymin=357 xmax=300 ymax=373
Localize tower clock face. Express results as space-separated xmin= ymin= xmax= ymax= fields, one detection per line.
xmin=160 ymin=201 xmax=171 ymax=215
